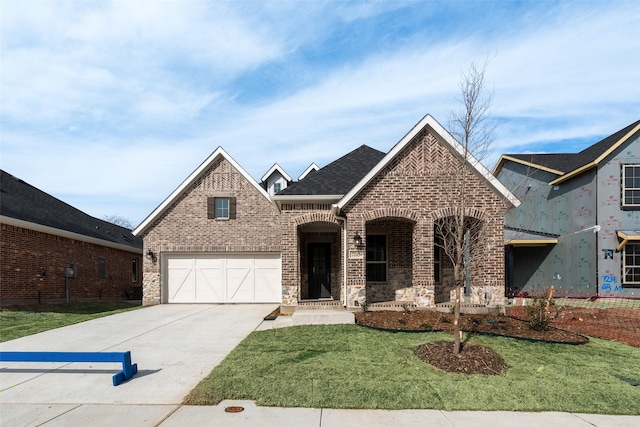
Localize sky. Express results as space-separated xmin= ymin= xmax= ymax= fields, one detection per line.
xmin=1 ymin=0 xmax=639 ymax=228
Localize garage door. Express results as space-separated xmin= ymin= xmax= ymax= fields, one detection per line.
xmin=165 ymin=254 xmax=281 ymax=303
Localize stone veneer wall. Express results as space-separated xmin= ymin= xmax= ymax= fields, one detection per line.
xmin=139 ymin=157 xmax=281 ymax=305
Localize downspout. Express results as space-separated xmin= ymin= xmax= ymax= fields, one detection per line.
xmin=332 ymin=204 xmax=348 ymax=308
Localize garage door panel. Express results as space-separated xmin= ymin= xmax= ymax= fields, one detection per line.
xmin=226 ymin=266 xmax=254 ymax=302
xmin=166 ymin=254 xmax=281 ymax=303
xmin=167 ymin=258 xmax=195 ymax=303
xmin=195 ymin=259 xmax=224 ymax=302
xmin=255 ymin=258 xmax=281 ymax=302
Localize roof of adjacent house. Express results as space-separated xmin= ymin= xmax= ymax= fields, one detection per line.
xmin=0 ymin=170 xmax=142 ymax=251
xmin=276 ymin=145 xmax=386 ymax=196
xmin=494 ymin=119 xmax=640 ymax=183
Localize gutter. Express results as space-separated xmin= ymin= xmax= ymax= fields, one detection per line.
xmin=1 ymin=215 xmax=143 ymax=254
xmin=331 ymin=204 xmax=348 ymax=308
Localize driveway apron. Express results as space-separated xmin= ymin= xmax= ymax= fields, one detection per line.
xmin=0 ymin=304 xmax=277 ymax=405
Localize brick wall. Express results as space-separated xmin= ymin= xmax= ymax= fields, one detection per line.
xmin=139 ymin=156 xmax=282 ymax=305
xmin=1 ymin=223 xmax=142 ymax=305
xmin=341 ymin=129 xmax=510 ymax=307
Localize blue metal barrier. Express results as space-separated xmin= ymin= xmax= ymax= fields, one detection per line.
xmin=0 ymin=351 xmax=138 ymax=386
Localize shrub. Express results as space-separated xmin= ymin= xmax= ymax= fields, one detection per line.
xmin=525 ymin=290 xmax=561 ymax=331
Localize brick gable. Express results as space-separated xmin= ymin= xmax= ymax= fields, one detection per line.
xmin=140 ymin=157 xmax=281 ymax=304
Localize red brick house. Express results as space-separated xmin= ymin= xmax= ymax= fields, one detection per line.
xmin=0 ymin=170 xmax=143 ymax=305
xmin=134 ymin=114 xmax=519 ymax=310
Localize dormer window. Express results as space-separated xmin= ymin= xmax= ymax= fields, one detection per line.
xmin=274 ymin=182 xmax=281 ymax=193
xmin=622 ymin=164 xmax=640 ymax=208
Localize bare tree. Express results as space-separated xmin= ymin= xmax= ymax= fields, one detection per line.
xmin=435 ymin=59 xmax=497 ymax=354
xmin=103 ymin=214 xmax=133 ymax=229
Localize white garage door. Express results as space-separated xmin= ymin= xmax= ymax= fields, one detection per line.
xmin=165 ymin=253 xmax=281 ymax=303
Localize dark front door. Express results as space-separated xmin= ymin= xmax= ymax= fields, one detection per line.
xmin=308 ymin=243 xmax=331 ymax=299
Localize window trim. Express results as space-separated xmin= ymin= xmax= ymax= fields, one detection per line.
xmin=273 ymin=182 xmax=281 ymax=194
xmin=366 ymin=233 xmax=387 ymax=282
xmin=98 ymin=257 xmax=106 ymax=280
xmin=622 ymin=164 xmax=640 ymax=209
xmin=434 ymin=238 xmax=442 ymax=283
xmin=207 ymin=196 xmax=237 ymax=220
xmin=622 ymin=242 xmax=640 ymax=287
xmin=132 ymin=258 xmax=139 ymax=283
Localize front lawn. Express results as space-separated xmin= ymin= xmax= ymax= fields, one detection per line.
xmin=0 ymin=301 xmax=142 ymax=342
xmin=184 ymin=324 xmax=640 ymax=414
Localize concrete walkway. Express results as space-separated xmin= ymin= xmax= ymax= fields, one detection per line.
xmin=1 ymin=305 xmax=638 ymax=426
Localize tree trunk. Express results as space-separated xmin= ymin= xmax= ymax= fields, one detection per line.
xmin=453 ymin=264 xmax=463 ymax=354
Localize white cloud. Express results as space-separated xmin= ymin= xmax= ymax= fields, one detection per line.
xmin=1 ymin=1 xmax=639 ymax=225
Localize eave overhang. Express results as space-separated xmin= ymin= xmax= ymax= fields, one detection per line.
xmin=616 ymin=230 xmax=640 ymax=252
xmin=1 ymin=215 xmax=143 ymax=253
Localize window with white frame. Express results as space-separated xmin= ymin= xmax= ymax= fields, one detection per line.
xmin=622 ymin=164 xmax=640 ymax=208
xmin=273 ymin=182 xmax=281 ymax=193
xmin=623 ymin=243 xmax=640 ymax=286
xmin=366 ymin=234 xmax=387 ymax=282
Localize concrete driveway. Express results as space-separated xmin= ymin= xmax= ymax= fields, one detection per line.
xmin=0 ymin=304 xmax=277 ymax=405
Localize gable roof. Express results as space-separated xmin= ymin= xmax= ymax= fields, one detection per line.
xmin=0 ymin=170 xmax=142 ymax=252
xmin=298 ymin=163 xmax=319 ymax=181
xmin=261 ymin=163 xmax=292 ymax=183
xmin=335 ymin=114 xmax=520 ymax=211
xmin=494 ymin=119 xmax=640 ymax=184
xmin=275 ymin=145 xmax=386 ymax=197
xmin=133 ymin=147 xmax=275 ymax=235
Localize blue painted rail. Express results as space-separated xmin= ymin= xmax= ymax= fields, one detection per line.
xmin=0 ymin=351 xmax=138 ymax=386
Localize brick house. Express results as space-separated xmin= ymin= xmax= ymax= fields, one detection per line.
xmin=494 ymin=119 xmax=640 ymax=297
xmin=0 ymin=170 xmax=143 ymax=305
xmin=134 ymin=114 xmax=518 ymax=310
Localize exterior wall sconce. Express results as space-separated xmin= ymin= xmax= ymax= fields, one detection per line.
xmin=353 ymin=233 xmax=363 ymax=246
xmin=146 ymin=249 xmax=157 ymax=262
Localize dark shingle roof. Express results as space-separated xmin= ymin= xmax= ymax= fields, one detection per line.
xmin=0 ymin=170 xmax=142 ymax=250
xmin=278 ymin=145 xmax=386 ymax=196
xmin=506 ymin=119 xmax=640 ymax=174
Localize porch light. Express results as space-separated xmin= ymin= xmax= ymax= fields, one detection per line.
xmin=353 ymin=233 xmax=363 ymax=246
xmin=146 ymin=249 xmax=157 ymax=262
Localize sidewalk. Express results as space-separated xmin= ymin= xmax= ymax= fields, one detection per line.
xmin=2 ymin=307 xmax=638 ymax=426
xmin=2 ymin=400 xmax=638 ymax=426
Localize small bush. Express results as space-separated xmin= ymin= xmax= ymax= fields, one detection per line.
xmin=402 ymin=304 xmax=414 ymax=314
xmin=525 ymin=291 xmax=562 ymax=331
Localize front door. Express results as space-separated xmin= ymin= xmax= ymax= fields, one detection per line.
xmin=308 ymin=243 xmax=331 ymax=299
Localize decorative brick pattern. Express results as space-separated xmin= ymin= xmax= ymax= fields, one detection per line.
xmin=337 ymin=129 xmax=509 ymax=308
xmin=139 ymin=157 xmax=281 ymax=305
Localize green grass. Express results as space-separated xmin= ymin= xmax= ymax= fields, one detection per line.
xmin=184 ymin=324 xmax=640 ymax=414
xmin=0 ymin=301 xmax=142 ymax=342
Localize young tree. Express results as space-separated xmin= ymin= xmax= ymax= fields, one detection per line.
xmin=435 ymin=59 xmax=497 ymax=354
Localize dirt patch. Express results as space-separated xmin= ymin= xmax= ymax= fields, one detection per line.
xmin=508 ymin=305 xmax=640 ymax=347
xmin=415 ymin=341 xmax=507 ymax=375
xmin=355 ymin=310 xmax=589 ymax=344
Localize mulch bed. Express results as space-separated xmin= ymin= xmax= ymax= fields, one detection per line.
xmin=354 ymin=310 xmax=589 ymax=344
xmin=414 ymin=341 xmax=507 ymax=375
xmin=508 ymin=305 xmax=640 ymax=347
